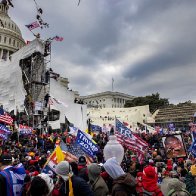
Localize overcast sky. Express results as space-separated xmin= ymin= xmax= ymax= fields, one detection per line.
xmin=9 ymin=0 xmax=196 ymax=103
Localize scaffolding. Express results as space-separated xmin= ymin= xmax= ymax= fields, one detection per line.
xmin=19 ymin=39 xmax=52 ymax=132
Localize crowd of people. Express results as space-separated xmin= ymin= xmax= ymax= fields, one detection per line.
xmin=0 ymin=129 xmax=196 ymax=196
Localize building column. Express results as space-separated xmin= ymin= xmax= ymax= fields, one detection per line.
xmin=7 ymin=50 xmax=9 ymax=60
xmin=0 ymin=49 xmax=2 ymax=59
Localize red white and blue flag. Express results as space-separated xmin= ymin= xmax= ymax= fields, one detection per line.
xmin=115 ymin=118 xmax=148 ymax=163
xmin=19 ymin=124 xmax=33 ymax=135
xmin=25 ymin=21 xmax=40 ymax=30
xmin=53 ymin=36 xmax=64 ymax=41
xmin=0 ymin=107 xmax=13 ymax=125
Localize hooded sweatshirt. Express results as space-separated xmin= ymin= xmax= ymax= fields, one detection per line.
xmin=103 ymin=157 xmax=136 ymax=196
xmin=88 ymin=163 xmax=109 ymax=196
xmin=103 ymin=157 xmax=125 ymax=179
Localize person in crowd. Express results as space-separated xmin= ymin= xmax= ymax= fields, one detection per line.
xmin=136 ymin=165 xmax=163 ymax=196
xmin=183 ymin=159 xmax=192 ymax=176
xmin=27 ymin=173 xmax=54 ymax=196
xmin=77 ymin=155 xmax=89 ymax=182
xmin=161 ymin=171 xmax=188 ymax=195
xmin=103 ymin=157 xmax=137 ymax=196
xmin=55 ymin=161 xmax=94 ymax=196
xmin=166 ymin=178 xmax=190 ymax=196
xmin=185 ymin=164 xmax=196 ymax=195
xmin=0 ymin=154 xmax=26 ymax=196
xmin=70 ymin=161 xmax=78 ymax=176
xmin=128 ymin=160 xmax=140 ymax=178
xmin=88 ymin=163 xmax=109 ymax=196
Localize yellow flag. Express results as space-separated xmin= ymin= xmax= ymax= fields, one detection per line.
xmin=69 ymin=174 xmax=74 ymax=196
xmin=55 ymin=145 xmax=65 ymax=163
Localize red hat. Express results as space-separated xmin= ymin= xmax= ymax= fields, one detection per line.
xmin=143 ymin=165 xmax=157 ymax=179
xmin=178 ymin=158 xmax=184 ymax=163
xmin=167 ymin=165 xmax=173 ymax=171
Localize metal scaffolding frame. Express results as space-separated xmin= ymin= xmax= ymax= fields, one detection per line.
xmin=19 ymin=40 xmax=52 ymax=131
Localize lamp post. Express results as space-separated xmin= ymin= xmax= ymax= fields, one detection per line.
xmin=103 ymin=135 xmax=124 ymax=164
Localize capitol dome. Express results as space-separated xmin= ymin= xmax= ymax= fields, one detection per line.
xmin=0 ymin=3 xmax=25 ymax=61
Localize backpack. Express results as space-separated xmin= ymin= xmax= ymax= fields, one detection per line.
xmin=167 ymin=188 xmax=191 ymax=196
xmin=137 ymin=186 xmax=162 ymax=196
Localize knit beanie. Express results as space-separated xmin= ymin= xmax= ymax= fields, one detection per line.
xmin=88 ymin=163 xmax=101 ymax=182
xmin=56 ymin=161 xmax=73 ymax=181
xmin=143 ymin=165 xmax=157 ymax=178
xmin=190 ymin=165 xmax=196 ymax=176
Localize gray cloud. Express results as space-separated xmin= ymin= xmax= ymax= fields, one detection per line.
xmin=9 ymin=0 xmax=196 ymax=103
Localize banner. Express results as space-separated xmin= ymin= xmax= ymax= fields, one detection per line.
xmin=0 ymin=124 xmax=11 ymax=140
xmin=19 ymin=124 xmax=33 ymax=135
xmin=76 ymin=130 xmax=99 ymax=158
xmin=162 ymin=134 xmax=187 ymax=159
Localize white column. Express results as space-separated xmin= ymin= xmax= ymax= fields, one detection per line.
xmin=0 ymin=49 xmax=2 ymax=59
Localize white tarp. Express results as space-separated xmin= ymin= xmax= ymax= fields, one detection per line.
xmin=49 ymin=78 xmax=87 ymax=131
xmin=0 ymin=39 xmax=44 ymax=112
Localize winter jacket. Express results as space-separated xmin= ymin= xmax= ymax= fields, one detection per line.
xmin=184 ymin=173 xmax=196 ymax=194
xmin=112 ymin=173 xmax=137 ymax=196
xmin=90 ymin=176 xmax=109 ymax=196
xmin=57 ymin=175 xmax=94 ymax=196
xmin=136 ymin=173 xmax=163 ymax=196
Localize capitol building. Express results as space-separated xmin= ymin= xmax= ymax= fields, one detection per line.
xmin=0 ymin=2 xmax=25 ymax=61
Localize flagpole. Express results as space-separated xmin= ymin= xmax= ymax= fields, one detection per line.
xmin=112 ymin=78 xmax=114 ymax=92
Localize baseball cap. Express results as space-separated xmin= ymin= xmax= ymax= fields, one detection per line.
xmin=78 ymin=156 xmax=86 ymax=166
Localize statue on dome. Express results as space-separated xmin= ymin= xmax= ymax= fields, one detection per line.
xmin=1 ymin=0 xmax=14 ymax=7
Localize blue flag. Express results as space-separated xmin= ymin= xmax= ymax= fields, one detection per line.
xmin=0 ymin=124 xmax=11 ymax=134
xmin=90 ymin=124 xmax=102 ymax=132
xmin=0 ymin=124 xmax=11 ymax=140
xmin=190 ymin=140 xmax=196 ymax=157
xmin=76 ymin=130 xmax=99 ymax=157
xmin=116 ymin=119 xmax=132 ymax=138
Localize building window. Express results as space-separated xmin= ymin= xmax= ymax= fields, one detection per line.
xmin=0 ymin=35 xmax=1 ymax=42
xmin=9 ymin=38 xmax=11 ymax=45
xmin=4 ymin=36 xmax=6 ymax=43
xmin=13 ymin=40 xmax=15 ymax=46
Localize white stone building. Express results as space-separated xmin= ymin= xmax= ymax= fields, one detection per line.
xmin=0 ymin=3 xmax=25 ymax=61
xmin=80 ymin=91 xmax=135 ymax=108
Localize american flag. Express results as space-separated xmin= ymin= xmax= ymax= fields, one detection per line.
xmin=115 ymin=119 xmax=148 ymax=163
xmin=61 ymin=141 xmax=93 ymax=164
xmin=53 ymin=36 xmax=64 ymax=42
xmin=0 ymin=108 xmax=13 ymax=125
xmin=25 ymin=21 xmax=40 ymax=31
